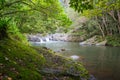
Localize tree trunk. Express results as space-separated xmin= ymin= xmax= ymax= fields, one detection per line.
xmin=0 ymin=26 xmax=8 ymax=40
xmin=95 ymin=16 xmax=105 ymax=38
xmin=102 ymin=14 xmax=109 ymax=35
xmin=117 ymin=10 xmax=120 ymax=34
xmin=108 ymin=10 xmax=117 ymax=21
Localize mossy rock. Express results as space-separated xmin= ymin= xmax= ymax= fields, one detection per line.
xmin=35 ymin=47 xmax=90 ymax=80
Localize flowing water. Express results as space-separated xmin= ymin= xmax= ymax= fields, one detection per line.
xmin=31 ymin=41 xmax=120 ymax=80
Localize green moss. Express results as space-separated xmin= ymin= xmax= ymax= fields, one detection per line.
xmin=0 ymin=39 xmax=45 ymax=80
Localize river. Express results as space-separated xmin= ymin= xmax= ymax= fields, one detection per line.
xmin=31 ymin=41 xmax=120 ymax=80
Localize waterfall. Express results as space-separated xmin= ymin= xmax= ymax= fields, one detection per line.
xmin=28 ymin=34 xmax=51 ymax=43
xmin=40 ymin=39 xmax=44 ymax=43
xmin=38 ymin=37 xmax=50 ymax=43
xmin=45 ymin=38 xmax=49 ymax=42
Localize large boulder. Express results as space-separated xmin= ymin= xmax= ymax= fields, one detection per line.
xmin=96 ymin=40 xmax=107 ymax=46
xmin=79 ymin=36 xmax=98 ymax=45
xmin=51 ymin=33 xmax=85 ymax=42
xmin=79 ymin=36 xmax=107 ymax=46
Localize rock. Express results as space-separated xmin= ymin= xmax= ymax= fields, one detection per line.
xmin=40 ymin=68 xmax=64 ymax=75
xmin=61 ymin=49 xmax=65 ymax=51
xmin=8 ymin=77 xmax=12 ymax=80
xmin=96 ymin=40 xmax=107 ymax=46
xmin=79 ymin=36 xmax=106 ymax=46
xmin=79 ymin=36 xmax=96 ymax=45
xmin=88 ymin=75 xmax=96 ymax=80
xmin=42 ymin=47 xmax=48 ymax=50
xmin=79 ymin=42 xmax=86 ymax=45
xmin=37 ymin=47 xmax=90 ymax=80
xmin=51 ymin=33 xmax=85 ymax=42
xmin=5 ymin=57 xmax=9 ymax=61
xmin=70 ymin=55 xmax=79 ymax=60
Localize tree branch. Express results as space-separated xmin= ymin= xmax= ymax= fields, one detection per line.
xmin=0 ymin=9 xmax=32 ymax=17
xmin=0 ymin=0 xmax=22 ymax=10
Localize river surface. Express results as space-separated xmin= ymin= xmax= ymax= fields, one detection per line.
xmin=31 ymin=41 xmax=120 ymax=80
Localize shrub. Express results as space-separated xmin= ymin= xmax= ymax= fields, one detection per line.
xmin=106 ymin=35 xmax=120 ymax=46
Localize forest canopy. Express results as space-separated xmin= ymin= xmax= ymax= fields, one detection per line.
xmin=69 ymin=0 xmax=120 ymax=35
xmin=69 ymin=0 xmax=120 ymax=46
xmin=0 ymin=0 xmax=72 ymax=36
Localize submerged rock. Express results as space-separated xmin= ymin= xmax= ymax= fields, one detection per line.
xmin=88 ymin=75 xmax=96 ymax=80
xmin=61 ymin=48 xmax=66 ymax=51
xmin=70 ymin=55 xmax=79 ymax=60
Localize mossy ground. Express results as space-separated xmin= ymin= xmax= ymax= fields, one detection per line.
xmin=0 ymin=39 xmax=45 ymax=80
xmin=0 ymin=39 xmax=89 ymax=80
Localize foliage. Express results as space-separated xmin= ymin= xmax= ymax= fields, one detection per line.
xmin=0 ymin=17 xmax=28 ymax=44
xmin=69 ymin=0 xmax=120 ymax=46
xmin=69 ymin=0 xmax=120 ymax=13
xmin=106 ymin=35 xmax=120 ymax=46
xmin=0 ymin=0 xmax=71 ymax=35
xmin=0 ymin=18 xmax=10 ymax=39
xmin=55 ymin=13 xmax=72 ymax=33
xmin=69 ymin=0 xmax=94 ymax=13
xmin=83 ymin=20 xmax=99 ymax=34
xmin=69 ymin=0 xmax=120 ymax=35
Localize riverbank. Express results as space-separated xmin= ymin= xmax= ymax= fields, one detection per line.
xmin=0 ymin=39 xmax=90 ymax=80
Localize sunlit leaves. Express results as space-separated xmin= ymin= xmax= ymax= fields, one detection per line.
xmin=69 ymin=0 xmax=94 ymax=13
xmin=0 ymin=0 xmax=72 ymax=34
xmin=69 ymin=0 xmax=120 ymax=14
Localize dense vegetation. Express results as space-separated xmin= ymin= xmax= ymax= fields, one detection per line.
xmin=0 ymin=0 xmax=72 ymax=35
xmin=69 ymin=0 xmax=120 ymax=46
xmin=0 ymin=0 xmax=89 ymax=80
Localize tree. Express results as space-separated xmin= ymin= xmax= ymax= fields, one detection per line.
xmin=0 ymin=0 xmax=71 ymax=39
xmin=69 ymin=0 xmax=120 ymax=37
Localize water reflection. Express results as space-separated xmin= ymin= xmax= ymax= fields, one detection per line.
xmin=32 ymin=41 xmax=120 ymax=80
